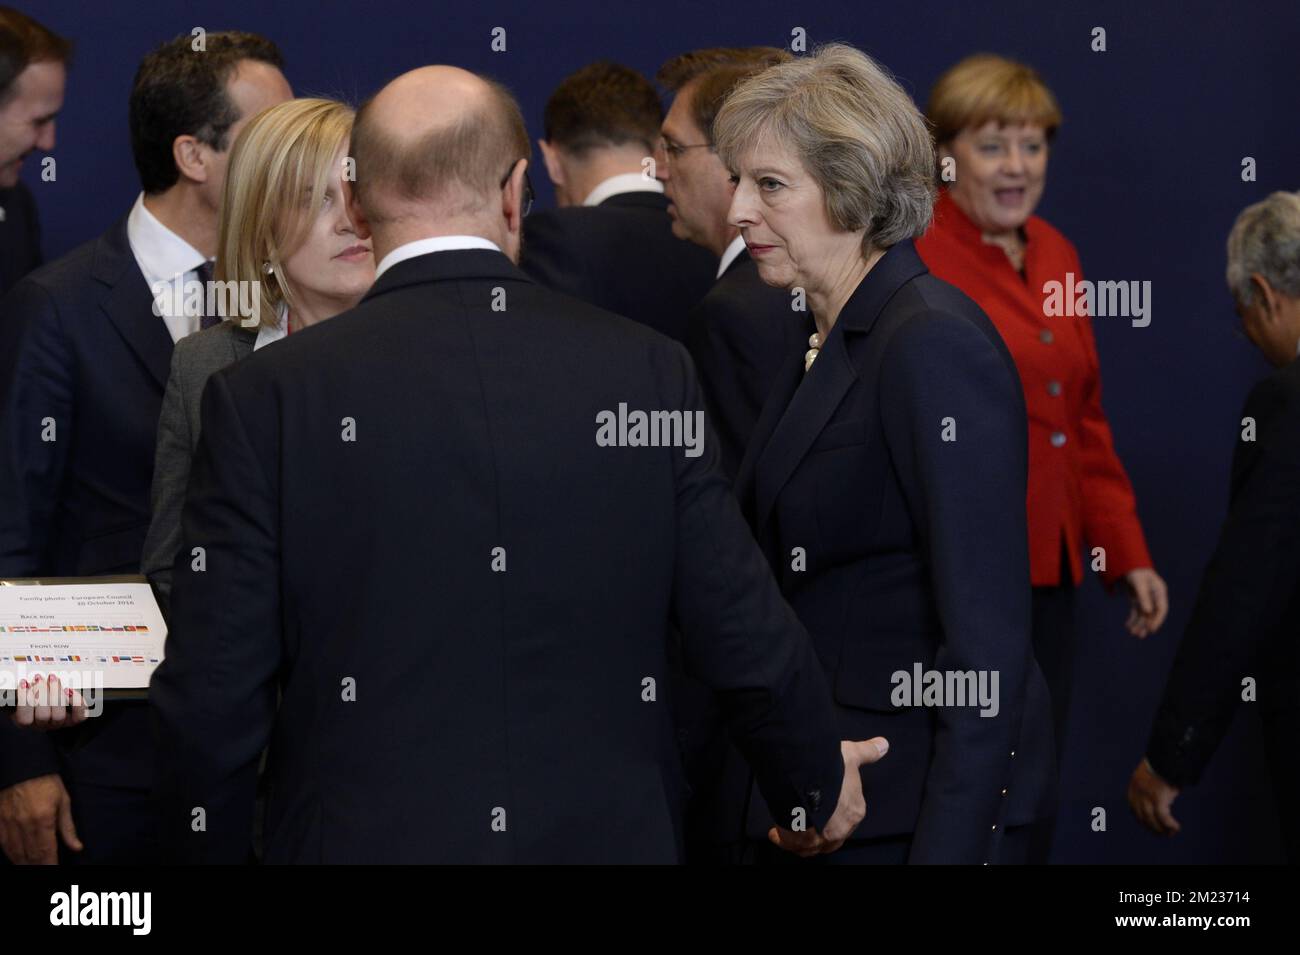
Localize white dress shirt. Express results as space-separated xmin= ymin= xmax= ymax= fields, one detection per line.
xmin=374 ymin=235 xmax=503 ymax=282
xmin=125 ymin=192 xmax=209 ymax=344
xmin=581 ymin=172 xmax=663 ymax=207
xmin=717 ymin=234 xmax=747 ymax=279
xmin=253 ymin=300 xmax=289 ymax=352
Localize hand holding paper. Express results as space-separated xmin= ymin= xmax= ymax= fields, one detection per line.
xmin=9 ymin=672 xmax=92 ymax=731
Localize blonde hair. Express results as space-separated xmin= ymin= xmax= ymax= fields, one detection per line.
xmin=713 ymin=43 xmax=935 ymax=255
xmin=927 ymin=53 xmax=1062 ymax=148
xmin=214 ymin=97 xmax=355 ymax=328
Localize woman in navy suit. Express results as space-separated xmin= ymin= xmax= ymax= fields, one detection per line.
xmin=711 ymin=44 xmax=1055 ymax=864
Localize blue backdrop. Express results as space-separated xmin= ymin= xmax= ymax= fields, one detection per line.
xmin=21 ymin=0 xmax=1298 ymax=862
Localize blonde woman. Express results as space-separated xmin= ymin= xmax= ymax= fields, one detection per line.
xmin=142 ymin=98 xmax=373 ymax=611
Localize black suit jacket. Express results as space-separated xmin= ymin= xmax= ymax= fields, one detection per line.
xmin=0 ymin=182 xmax=42 ymax=296
xmin=519 ymin=191 xmax=715 ymax=343
xmin=731 ymin=240 xmax=1055 ymax=863
xmin=1147 ymin=356 xmax=1300 ymax=785
xmin=0 ymin=215 xmax=167 ymax=793
xmin=685 ymin=248 xmax=812 ymax=478
xmin=150 ymin=248 xmax=844 ymax=864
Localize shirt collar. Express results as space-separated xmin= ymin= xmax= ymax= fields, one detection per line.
xmin=374 ymin=235 xmax=502 ymax=281
xmin=717 ymin=234 xmax=747 ymax=279
xmin=125 ymin=192 xmax=208 ymax=287
xmin=253 ymin=300 xmax=289 ymax=351
xmin=582 ymin=173 xmax=663 ymax=207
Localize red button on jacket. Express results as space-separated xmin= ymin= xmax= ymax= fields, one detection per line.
xmin=916 ymin=189 xmax=1152 ymax=588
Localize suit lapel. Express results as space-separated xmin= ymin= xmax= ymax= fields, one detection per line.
xmin=93 ymin=216 xmax=173 ymax=390
xmin=735 ymin=350 xmax=802 ymax=510
xmin=752 ymin=323 xmax=857 ymax=534
xmin=744 ymin=240 xmax=931 ymax=537
xmin=230 ymin=325 xmax=256 ymax=362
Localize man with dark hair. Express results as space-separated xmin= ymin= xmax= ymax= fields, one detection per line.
xmin=0 ymin=31 xmax=290 ymax=865
xmin=651 ymin=48 xmax=819 ymax=864
xmin=0 ymin=6 xmax=71 ymax=293
xmin=150 ymin=63 xmax=881 ymax=864
xmin=655 ymin=49 xmax=801 ymax=479
xmin=519 ymin=60 xmax=713 ymax=343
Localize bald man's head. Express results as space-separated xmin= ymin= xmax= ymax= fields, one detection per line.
xmin=351 ymin=66 xmax=530 ymax=225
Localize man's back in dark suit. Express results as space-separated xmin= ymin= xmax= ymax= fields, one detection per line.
xmin=1146 ymin=355 xmax=1300 ymax=860
xmin=0 ymin=181 xmax=41 ymax=295
xmin=152 ymin=248 xmax=844 ymax=864
xmin=685 ymin=249 xmax=812 ymax=478
xmin=520 ymin=191 xmax=715 ymax=343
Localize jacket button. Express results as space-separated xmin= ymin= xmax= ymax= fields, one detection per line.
xmin=1010 ymin=750 xmax=1016 ymax=758
xmin=991 ymin=824 xmax=998 ymax=831
xmin=1049 ymin=432 xmax=1066 ymax=448
xmin=1001 ymin=788 xmax=1008 ymax=796
xmin=1047 ymin=380 xmax=1062 ymax=396
xmin=1039 ymin=329 xmax=1054 ymax=344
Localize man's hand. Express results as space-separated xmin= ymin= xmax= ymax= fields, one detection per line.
xmin=1122 ymin=567 xmax=1169 ymax=638
xmin=10 ymin=673 xmax=91 ymax=731
xmin=0 ymin=774 xmax=83 ymax=864
xmin=768 ymin=737 xmax=888 ymax=857
xmin=1127 ymin=758 xmax=1182 ymax=836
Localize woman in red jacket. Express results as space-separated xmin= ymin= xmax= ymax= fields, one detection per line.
xmin=916 ymin=54 xmax=1169 ymax=850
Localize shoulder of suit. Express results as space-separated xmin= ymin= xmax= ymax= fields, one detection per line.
xmin=885 ymin=287 xmax=1008 ymax=365
xmin=690 ymin=260 xmax=785 ymax=325
xmin=10 ymin=221 xmax=117 ymax=297
xmin=0 ymin=181 xmax=35 ymax=217
xmin=1248 ymin=360 xmax=1300 ymax=414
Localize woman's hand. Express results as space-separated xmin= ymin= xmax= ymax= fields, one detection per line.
xmin=9 ymin=673 xmax=92 ymax=731
xmin=1122 ymin=567 xmax=1169 ymax=638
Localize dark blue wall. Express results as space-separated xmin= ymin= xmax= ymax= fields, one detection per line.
xmin=22 ymin=0 xmax=1298 ymax=862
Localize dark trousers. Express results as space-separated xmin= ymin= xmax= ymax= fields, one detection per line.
xmin=1261 ymin=708 xmax=1300 ymax=863
xmin=57 ymin=780 xmax=158 ymax=865
xmin=1026 ymin=553 xmax=1077 ymax=864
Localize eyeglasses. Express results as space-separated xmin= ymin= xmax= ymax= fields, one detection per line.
xmin=500 ymin=163 xmax=534 ymax=218
xmin=656 ymin=136 xmax=712 ymax=161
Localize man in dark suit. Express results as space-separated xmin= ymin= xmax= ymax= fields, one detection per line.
xmin=0 ymin=8 xmax=71 ymax=294
xmin=655 ymin=51 xmax=809 ymax=479
xmin=519 ymin=60 xmax=714 ymax=343
xmin=0 ymin=32 xmax=290 ymax=865
xmin=1130 ymin=191 xmax=1300 ymax=862
xmin=151 ymin=64 xmax=881 ymax=864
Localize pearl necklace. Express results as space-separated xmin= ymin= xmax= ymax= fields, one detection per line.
xmin=804 ymin=332 xmax=822 ymax=372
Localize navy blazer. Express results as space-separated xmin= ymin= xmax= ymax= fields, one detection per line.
xmin=519 ymin=191 xmax=715 ymax=343
xmin=0 ymin=214 xmax=166 ymax=793
xmin=685 ymin=248 xmax=812 ymax=478
xmin=0 ymin=182 xmax=42 ymax=295
xmin=151 ymin=248 xmax=845 ymax=864
xmin=733 ymin=240 xmax=1055 ymax=863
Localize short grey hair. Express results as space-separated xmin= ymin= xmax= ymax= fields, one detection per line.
xmin=712 ymin=43 xmax=935 ymax=255
xmin=1226 ymin=191 xmax=1300 ymax=307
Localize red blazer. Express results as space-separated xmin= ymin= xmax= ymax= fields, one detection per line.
xmin=916 ymin=189 xmax=1152 ymax=588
